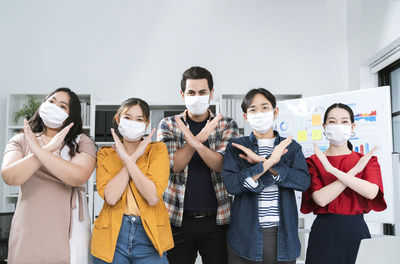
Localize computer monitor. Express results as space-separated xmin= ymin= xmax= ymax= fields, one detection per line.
xmin=356 ymin=236 xmax=400 ymax=264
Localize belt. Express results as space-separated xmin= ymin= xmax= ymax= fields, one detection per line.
xmin=69 ymin=187 xmax=86 ymax=238
xmin=184 ymin=210 xmax=217 ymax=219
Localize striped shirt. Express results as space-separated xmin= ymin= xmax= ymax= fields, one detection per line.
xmin=244 ymin=138 xmax=280 ymax=228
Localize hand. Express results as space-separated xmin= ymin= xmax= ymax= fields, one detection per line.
xmin=196 ymin=114 xmax=222 ymax=143
xmin=131 ymin=128 xmax=156 ymax=162
xmin=349 ymin=146 xmax=378 ymax=175
xmin=313 ymin=142 xmax=335 ymax=174
xmin=23 ymin=119 xmax=41 ymax=154
xmin=232 ymin=143 xmax=265 ymax=164
xmin=44 ymin=123 xmax=74 ymax=152
xmin=111 ymin=128 xmax=131 ymax=162
xmin=175 ymin=115 xmax=202 ymax=150
xmin=269 ymin=137 xmax=292 ymax=165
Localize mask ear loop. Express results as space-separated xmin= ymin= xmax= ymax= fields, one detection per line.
xmin=350 ymin=123 xmax=355 ymax=137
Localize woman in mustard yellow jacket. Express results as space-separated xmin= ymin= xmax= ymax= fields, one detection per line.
xmin=91 ymin=98 xmax=173 ymax=264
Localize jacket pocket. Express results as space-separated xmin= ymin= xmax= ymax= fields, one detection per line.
xmin=94 ymin=206 xmax=111 ymax=228
xmin=91 ymin=206 xmax=112 ymax=259
xmin=155 ymin=203 xmax=169 ymax=226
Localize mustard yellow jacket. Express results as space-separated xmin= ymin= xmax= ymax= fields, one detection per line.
xmin=91 ymin=142 xmax=174 ymax=263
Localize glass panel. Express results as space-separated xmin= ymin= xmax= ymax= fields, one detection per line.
xmin=390 ymin=68 xmax=400 ymax=113
xmin=393 ymin=115 xmax=400 ymax=153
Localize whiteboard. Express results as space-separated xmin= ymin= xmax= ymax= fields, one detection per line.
xmin=275 ymin=87 xmax=394 ymax=223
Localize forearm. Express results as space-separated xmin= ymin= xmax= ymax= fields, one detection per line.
xmin=104 ymin=167 xmax=130 ymax=206
xmin=172 ymin=144 xmax=195 ymax=173
xmin=125 ymin=160 xmax=159 ymax=206
xmin=196 ymin=144 xmax=224 ymax=172
xmin=331 ymin=168 xmax=379 ymax=200
xmin=251 ymin=159 xmax=275 ymax=181
xmin=34 ymin=148 xmax=91 ymax=186
xmin=1 ymin=154 xmax=42 ymax=186
xmin=312 ymin=180 xmax=348 ymax=207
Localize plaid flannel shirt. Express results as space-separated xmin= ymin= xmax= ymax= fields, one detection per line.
xmin=157 ymin=109 xmax=239 ymax=227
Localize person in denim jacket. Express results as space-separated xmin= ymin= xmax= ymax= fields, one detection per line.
xmin=222 ymin=88 xmax=310 ymax=264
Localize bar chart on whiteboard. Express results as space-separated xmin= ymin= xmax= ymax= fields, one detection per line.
xmin=275 ymin=87 xmax=394 ymax=224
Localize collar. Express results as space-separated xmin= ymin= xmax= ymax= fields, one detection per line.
xmin=179 ymin=109 xmax=215 ymax=123
xmin=249 ymin=130 xmax=281 ymax=146
xmin=106 ymin=143 xmax=151 ymax=164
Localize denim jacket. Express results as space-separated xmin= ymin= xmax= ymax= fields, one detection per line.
xmin=222 ymin=131 xmax=310 ymax=262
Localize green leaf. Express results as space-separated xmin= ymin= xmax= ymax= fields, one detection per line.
xmin=14 ymin=95 xmax=42 ymax=123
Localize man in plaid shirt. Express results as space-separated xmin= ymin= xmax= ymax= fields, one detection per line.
xmin=157 ymin=66 xmax=239 ymax=264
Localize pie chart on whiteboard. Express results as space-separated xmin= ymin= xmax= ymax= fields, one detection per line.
xmin=279 ymin=121 xmax=288 ymax=132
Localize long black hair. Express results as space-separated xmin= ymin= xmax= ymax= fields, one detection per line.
xmin=28 ymin=87 xmax=84 ymax=157
xmin=323 ymin=103 xmax=354 ymax=150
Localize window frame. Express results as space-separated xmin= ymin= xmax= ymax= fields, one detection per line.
xmin=379 ymin=59 xmax=400 ymax=153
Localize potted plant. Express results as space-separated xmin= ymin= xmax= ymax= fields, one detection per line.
xmin=14 ymin=95 xmax=42 ymax=124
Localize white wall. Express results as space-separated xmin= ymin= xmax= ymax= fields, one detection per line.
xmin=348 ymin=0 xmax=400 ymax=90
xmin=347 ymin=0 xmax=400 ymax=234
xmin=0 ymin=0 xmax=349 ymax=211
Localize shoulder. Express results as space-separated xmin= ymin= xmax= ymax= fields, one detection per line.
xmin=306 ymin=154 xmax=317 ymax=161
xmin=306 ymin=154 xmax=318 ymax=165
xmin=278 ymin=135 xmax=302 ymax=152
xmin=219 ymin=115 xmax=234 ymax=123
xmin=77 ymin=133 xmax=94 ymax=144
xmin=160 ymin=115 xmax=175 ymax=123
xmin=232 ymin=136 xmax=248 ymax=143
xmin=97 ymin=146 xmax=115 ymax=161
xmin=216 ymin=116 xmax=239 ymax=139
xmin=158 ymin=115 xmax=178 ymax=131
xmin=351 ymin=151 xmax=367 ymax=160
xmin=289 ymin=140 xmax=302 ymax=151
xmin=227 ymin=136 xmax=249 ymax=149
xmin=147 ymin=142 xmax=169 ymax=161
xmin=304 ymin=154 xmax=321 ymax=174
xmin=160 ymin=114 xmax=181 ymax=124
xmin=149 ymin=141 xmax=168 ymax=152
xmin=218 ymin=116 xmax=238 ymax=128
xmin=8 ymin=132 xmax=24 ymax=144
xmin=355 ymin=151 xmax=380 ymax=167
xmin=348 ymin=151 xmax=376 ymax=163
xmin=5 ymin=133 xmax=25 ymax=154
xmin=76 ymin=134 xmax=97 ymax=156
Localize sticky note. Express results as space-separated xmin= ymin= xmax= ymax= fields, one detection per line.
xmin=312 ymin=114 xmax=321 ymax=126
xmin=297 ymin=130 xmax=307 ymax=142
xmin=312 ymin=129 xmax=322 ymax=140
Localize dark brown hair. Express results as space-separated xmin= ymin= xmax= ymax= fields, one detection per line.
xmin=113 ymin=98 xmax=150 ymax=138
xmin=181 ymin=66 xmax=214 ymax=92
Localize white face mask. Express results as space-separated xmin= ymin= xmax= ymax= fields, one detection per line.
xmin=39 ymin=101 xmax=69 ymax=129
xmin=324 ymin=124 xmax=352 ymax=146
xmin=246 ymin=111 xmax=274 ymax=134
xmin=118 ymin=118 xmax=146 ymax=142
xmin=185 ymin=95 xmax=210 ymax=116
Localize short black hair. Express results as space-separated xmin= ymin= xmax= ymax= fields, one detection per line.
xmin=181 ymin=66 xmax=214 ymax=92
xmin=241 ymin=88 xmax=276 ymax=113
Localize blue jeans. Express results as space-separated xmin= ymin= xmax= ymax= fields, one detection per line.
xmin=92 ymin=215 xmax=168 ymax=264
